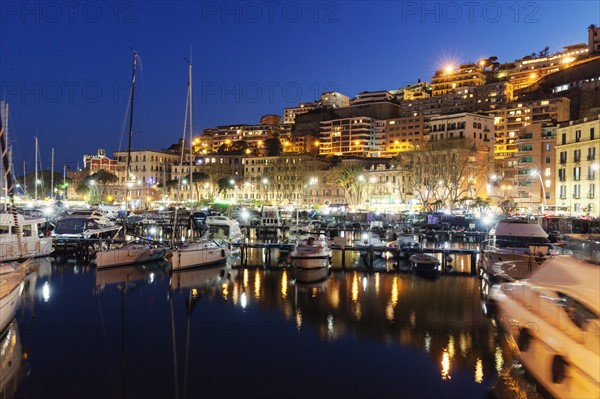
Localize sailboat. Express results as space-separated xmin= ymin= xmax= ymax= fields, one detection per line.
xmin=1 ymin=102 xmax=54 ymax=262
xmin=166 ymin=57 xmax=229 ymax=271
xmin=95 ymin=52 xmax=167 ymax=269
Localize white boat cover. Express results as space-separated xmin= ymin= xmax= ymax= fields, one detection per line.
xmin=528 ymin=255 xmax=599 ymax=314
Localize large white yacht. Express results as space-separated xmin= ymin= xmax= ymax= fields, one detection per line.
xmin=490 ymin=255 xmax=599 ymax=399
xmin=290 ymin=234 xmax=332 ymax=282
xmin=204 ymin=215 xmax=246 ymax=243
xmin=0 ymin=213 xmax=54 ymax=262
xmin=479 ymin=218 xmax=557 ymax=281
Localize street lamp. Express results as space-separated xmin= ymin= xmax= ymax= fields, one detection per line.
xmin=529 ymin=170 xmax=546 ymax=214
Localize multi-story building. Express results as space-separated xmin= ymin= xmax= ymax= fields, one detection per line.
xmin=351 ymin=91 xmax=394 ymax=105
xmin=492 ymin=97 xmax=570 ymax=160
xmin=381 ymin=116 xmax=429 ymax=155
xmin=508 ymin=44 xmax=590 ymax=90
xmin=427 ymin=113 xmax=495 ymax=154
xmin=509 ymin=124 xmax=557 ymax=214
xmin=402 ymin=82 xmax=431 ymax=100
xmin=283 ymin=102 xmax=317 ymax=124
xmin=241 ymin=154 xmax=331 ymax=205
xmin=206 ymin=124 xmax=279 ymax=152
xmin=319 ymin=117 xmax=385 ymax=157
xmin=431 ymin=63 xmax=486 ymax=96
xmin=108 ymin=149 xmax=180 ymax=205
xmin=83 ymin=148 xmax=117 ymax=174
xmin=555 ymin=115 xmax=600 ymax=216
xmin=318 ymin=92 xmax=350 ymax=108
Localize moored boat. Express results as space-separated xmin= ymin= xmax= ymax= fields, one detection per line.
xmin=204 ymin=215 xmax=246 ymax=244
xmin=479 ymin=218 xmax=557 ymax=282
xmin=168 ymin=239 xmax=229 ymax=271
xmin=409 ymin=253 xmax=440 ymax=279
xmin=387 ymin=234 xmax=421 ymax=260
xmin=0 ymin=263 xmax=27 ymax=331
xmin=490 ymin=255 xmax=599 ymax=399
xmin=290 ymin=234 xmax=332 ymax=281
xmin=0 ymin=213 xmax=54 ymax=262
xmin=95 ymin=240 xmax=167 ymax=268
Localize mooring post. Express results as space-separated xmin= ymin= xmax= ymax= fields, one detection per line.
xmin=341 ymin=248 xmax=346 ymax=270
xmin=470 ymin=253 xmax=478 ymax=276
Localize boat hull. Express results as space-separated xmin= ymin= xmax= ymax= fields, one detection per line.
xmin=95 ymin=246 xmax=166 ymax=268
xmin=170 ymin=242 xmax=229 ymax=271
xmin=1 ymin=276 xmax=24 ymax=332
xmin=492 ymin=286 xmax=600 ymax=399
xmin=293 ymin=265 xmax=330 ymax=283
xmin=410 ymin=254 xmax=440 ymax=279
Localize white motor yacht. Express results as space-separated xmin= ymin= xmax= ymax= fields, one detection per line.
xmin=387 ymin=234 xmax=421 ymax=260
xmin=490 ymin=255 xmax=599 ymax=399
xmin=479 ymin=218 xmax=557 ymax=281
xmin=0 ymin=213 xmax=54 ymax=262
xmin=290 ymin=234 xmax=332 ymax=282
xmin=204 ymin=215 xmax=246 ymax=243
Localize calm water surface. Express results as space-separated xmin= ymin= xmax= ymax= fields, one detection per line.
xmin=6 ymin=254 xmax=546 ymax=399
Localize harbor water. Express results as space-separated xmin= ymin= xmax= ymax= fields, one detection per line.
xmin=6 ymin=249 xmax=548 ymax=399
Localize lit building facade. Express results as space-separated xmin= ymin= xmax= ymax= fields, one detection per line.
xmin=492 ymin=97 xmax=570 ymax=160
xmin=508 ymin=124 xmax=557 ymax=214
xmin=555 ymin=115 xmax=600 ymax=216
xmin=83 ymin=148 xmax=117 ymax=174
xmin=242 ymin=155 xmax=331 ymax=205
xmin=427 ymin=113 xmax=495 ymax=154
xmin=283 ymin=102 xmax=317 ymax=124
xmin=381 ymin=116 xmax=429 ymax=155
xmin=319 ymin=117 xmax=385 ymax=157
xmin=431 ymin=63 xmax=486 ymax=97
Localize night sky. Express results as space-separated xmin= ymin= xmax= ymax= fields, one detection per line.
xmin=1 ymin=1 xmax=598 ymax=170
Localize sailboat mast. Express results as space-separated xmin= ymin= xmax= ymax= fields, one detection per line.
xmin=35 ymin=136 xmax=38 ymax=201
xmin=188 ymin=60 xmax=193 ymax=204
xmin=125 ymin=52 xmax=137 ymax=210
xmin=51 ymin=147 xmax=54 ymax=200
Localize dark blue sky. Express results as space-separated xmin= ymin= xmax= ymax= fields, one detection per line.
xmin=1 ymin=1 xmax=598 ymax=171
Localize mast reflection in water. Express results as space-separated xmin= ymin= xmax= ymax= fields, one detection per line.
xmin=12 ymin=259 xmax=542 ymax=399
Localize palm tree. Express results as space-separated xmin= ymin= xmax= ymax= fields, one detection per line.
xmin=337 ymin=166 xmax=367 ymax=207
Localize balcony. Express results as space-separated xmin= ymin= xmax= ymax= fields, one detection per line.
xmin=573 ymin=194 xmax=580 ymax=199
xmin=560 ymin=195 xmax=567 ymax=199
xmin=588 ymin=193 xmax=595 ymax=199
xmin=587 ymin=155 xmax=596 ymax=161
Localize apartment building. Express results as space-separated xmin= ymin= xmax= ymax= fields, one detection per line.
xmin=283 ymin=102 xmax=317 ymax=124
xmin=555 ymin=115 xmax=600 ymax=216
xmin=492 ymin=97 xmax=570 ymax=160
xmin=381 ymin=115 xmax=429 ymax=155
xmin=319 ymin=117 xmax=385 ymax=157
xmin=431 ymin=63 xmax=486 ymax=96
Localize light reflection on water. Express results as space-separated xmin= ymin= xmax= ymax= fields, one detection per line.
xmin=8 ymin=255 xmax=548 ymax=399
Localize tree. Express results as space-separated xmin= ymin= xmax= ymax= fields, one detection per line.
xmin=188 ymin=172 xmax=209 ymax=202
xmin=336 ymin=166 xmax=367 ymax=206
xmin=538 ymin=46 xmax=550 ymax=57
xmin=217 ymin=177 xmax=234 ymax=195
xmin=264 ymin=137 xmax=283 ymax=156
xmin=499 ymin=199 xmax=517 ymax=215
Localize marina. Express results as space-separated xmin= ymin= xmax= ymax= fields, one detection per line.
xmin=5 ymin=255 xmax=539 ymax=399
